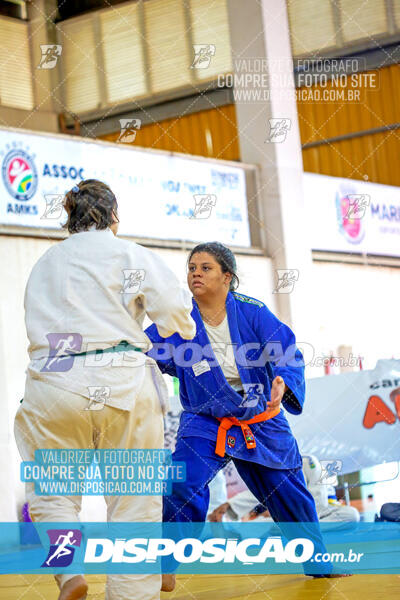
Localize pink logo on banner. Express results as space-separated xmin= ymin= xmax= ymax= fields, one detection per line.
xmin=335 ymin=187 xmax=365 ymax=244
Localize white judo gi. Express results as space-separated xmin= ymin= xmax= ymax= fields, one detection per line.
xmin=302 ymin=456 xmax=360 ymax=524
xmin=14 ymin=227 xmax=196 ymax=600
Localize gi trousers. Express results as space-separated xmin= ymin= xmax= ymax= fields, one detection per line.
xmin=163 ymin=436 xmax=333 ymax=576
xmin=14 ymin=366 xmax=164 ymax=600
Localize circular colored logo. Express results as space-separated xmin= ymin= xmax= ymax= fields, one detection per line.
xmin=2 ymin=149 xmax=38 ymax=201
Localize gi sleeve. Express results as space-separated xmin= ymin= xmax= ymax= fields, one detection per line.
xmin=254 ymin=304 xmax=305 ymax=415
xmin=124 ymin=246 xmax=196 ymax=340
xmin=145 ymin=323 xmax=177 ymax=377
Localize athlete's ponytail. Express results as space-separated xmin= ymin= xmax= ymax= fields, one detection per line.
xmin=62 ymin=179 xmax=118 ymax=233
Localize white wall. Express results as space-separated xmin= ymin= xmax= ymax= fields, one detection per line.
xmin=307 ymin=261 xmax=400 ymax=377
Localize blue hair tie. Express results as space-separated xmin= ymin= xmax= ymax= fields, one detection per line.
xmin=71 ymin=185 xmax=79 ymax=193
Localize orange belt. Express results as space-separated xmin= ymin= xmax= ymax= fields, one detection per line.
xmin=215 ymin=407 xmax=281 ymax=457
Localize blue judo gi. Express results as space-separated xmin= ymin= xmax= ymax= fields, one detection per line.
xmin=146 ymin=291 xmax=332 ymax=575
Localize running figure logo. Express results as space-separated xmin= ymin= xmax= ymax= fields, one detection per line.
xmin=191 ymin=194 xmax=217 ymax=219
xmin=41 ymin=333 xmax=82 ymax=372
xmin=273 ymin=269 xmax=299 ymax=294
xmin=191 ymin=45 xmax=216 ymax=69
xmin=265 ymin=118 xmax=291 ymax=143
xmin=41 ymin=194 xmax=64 ymax=219
xmin=42 ymin=529 xmax=82 ymax=568
xmin=85 ymin=386 xmax=110 ymax=411
xmin=240 ymin=383 xmax=264 ymax=408
xmin=319 ymin=460 xmax=343 ymax=484
xmin=120 ymin=269 xmax=146 ymax=294
xmin=37 ymin=45 xmax=62 ymax=69
xmin=117 ymin=119 xmax=142 ymax=143
xmin=345 ymin=194 xmax=370 ymax=220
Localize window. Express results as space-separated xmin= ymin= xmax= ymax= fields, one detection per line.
xmin=340 ymin=0 xmax=387 ymax=42
xmin=145 ymin=0 xmax=192 ymax=93
xmin=287 ymin=0 xmax=337 ymax=56
xmin=57 ymin=0 xmax=232 ymax=115
xmin=0 ymin=15 xmax=34 ymax=110
xmin=190 ymin=0 xmax=232 ymax=81
xmin=287 ymin=0 xmax=399 ymax=58
xmin=57 ymin=15 xmax=100 ymax=113
xmin=100 ymin=2 xmax=146 ymax=103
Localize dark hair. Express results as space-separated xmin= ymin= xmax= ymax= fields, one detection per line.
xmin=62 ymin=179 xmax=119 ymax=233
xmin=187 ymin=242 xmax=239 ymax=292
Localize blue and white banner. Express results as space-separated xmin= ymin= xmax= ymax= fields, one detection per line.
xmin=0 ymin=127 xmax=250 ymax=246
xmin=287 ymin=359 xmax=400 ymax=474
xmin=2 ymin=522 xmax=400 ymax=575
xmin=304 ymin=172 xmax=400 ymax=257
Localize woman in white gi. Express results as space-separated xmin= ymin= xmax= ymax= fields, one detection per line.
xmin=14 ymin=179 xmax=196 ymax=600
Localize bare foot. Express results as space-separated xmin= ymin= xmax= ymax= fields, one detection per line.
xmin=58 ymin=575 xmax=88 ymax=600
xmin=161 ymin=573 xmax=176 ymax=592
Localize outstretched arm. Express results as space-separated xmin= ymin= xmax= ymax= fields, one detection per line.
xmin=145 ymin=323 xmax=177 ymax=378
xmin=122 ymin=246 xmax=196 ymax=340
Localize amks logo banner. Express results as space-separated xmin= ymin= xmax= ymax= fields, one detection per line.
xmin=2 ymin=148 xmax=38 ymax=201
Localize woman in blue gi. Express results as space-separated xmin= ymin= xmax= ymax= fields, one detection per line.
xmin=146 ymin=242 xmax=347 ymax=586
